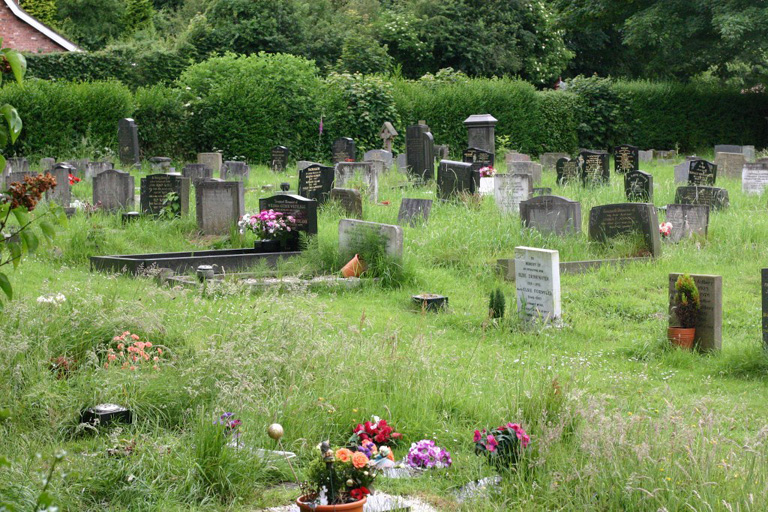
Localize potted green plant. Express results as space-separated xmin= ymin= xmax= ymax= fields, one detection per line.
xmin=668 ymin=274 xmax=700 ymax=349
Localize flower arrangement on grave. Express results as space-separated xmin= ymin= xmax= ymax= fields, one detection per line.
xmin=473 ymin=422 xmax=530 ymax=469
xmin=105 ymin=331 xmax=165 ymax=371
xmin=239 ymin=210 xmax=297 ymax=243
xmin=68 ymin=174 xmax=81 ymax=186
xmin=478 ymin=166 xmax=495 ymax=177
xmin=297 ymin=441 xmax=376 ymax=510
xmin=349 ymin=416 xmax=402 ymax=447
xmin=659 ymin=222 xmax=672 ymax=238
xmin=405 ymin=439 xmax=452 ymax=469
xmin=215 ymin=412 xmax=242 ymax=444
xmin=668 ymin=274 xmax=700 ymax=349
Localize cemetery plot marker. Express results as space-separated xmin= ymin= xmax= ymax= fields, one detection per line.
xmin=437 ymin=160 xmax=475 ymax=200
xmin=588 ymin=203 xmax=661 ymax=257
xmin=668 ymin=273 xmax=722 ymax=352
xmin=614 ymin=145 xmax=639 ymax=174
xmin=259 ymin=194 xmax=318 ymax=235
xmin=579 ymin=151 xmax=610 ymax=186
xmin=556 ymin=157 xmax=579 ymax=185
xmin=406 ymin=123 xmax=435 ymax=182
xmin=664 ymin=204 xmax=709 ymax=243
xmin=196 ymin=180 xmax=244 ymax=235
xmin=742 ymin=163 xmax=768 ymax=195
xmin=332 ymin=137 xmax=356 ymax=163
xmin=140 ymin=173 xmax=190 ymax=217
xmin=93 ymin=169 xmax=134 ymax=212
xmin=298 ymin=163 xmax=334 ymax=205
xmin=514 ymin=246 xmax=561 ymax=324
xmin=688 ymin=159 xmax=717 ymax=186
xmin=494 ymin=173 xmax=532 ymax=214
xmin=397 ymin=198 xmax=432 ymax=226
xmin=624 ymin=170 xmax=653 ymax=202
xmin=271 ymin=146 xmax=290 ymax=172
xmin=118 ymin=118 xmax=140 ymax=165
xmin=520 ymin=195 xmax=581 ymax=236
xmin=330 ymin=188 xmax=363 ymax=219
xmin=674 ymin=186 xmax=729 ymax=210
xmin=339 ymin=219 xmax=403 ymax=259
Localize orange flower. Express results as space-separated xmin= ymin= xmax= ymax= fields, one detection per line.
xmin=335 ymin=448 xmax=353 ymax=462
xmin=352 ymin=451 xmax=369 ymax=469
xmin=145 ymin=342 xmax=152 ymax=348
xmin=387 ymin=451 xmax=394 ymax=461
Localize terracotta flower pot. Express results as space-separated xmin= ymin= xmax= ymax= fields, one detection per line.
xmin=668 ymin=327 xmax=695 ymax=349
xmin=296 ymin=496 xmax=366 ymax=512
xmin=341 ymin=254 xmax=366 ymax=278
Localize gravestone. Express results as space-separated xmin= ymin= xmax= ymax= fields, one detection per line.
xmin=84 ymin=161 xmax=113 ymax=180
xmin=520 ymin=195 xmax=581 ymax=236
xmin=638 ymin=150 xmax=653 ymax=162
xmin=614 ymin=145 xmax=639 ymax=174
xmin=714 ymin=152 xmax=746 ymax=180
xmin=463 ymin=147 xmax=494 ymax=172
xmin=533 ymin=187 xmax=552 ymax=196
xmin=540 ymin=152 xmax=569 ymax=171
xmin=222 ymin=161 xmax=250 ymax=182
xmin=39 ymin=157 xmax=55 ymax=172
xmin=674 ymin=186 xmax=729 ymax=210
xmin=140 ymin=173 xmax=190 ymax=217
xmin=664 ymin=204 xmax=709 ymax=243
xmin=332 ymin=137 xmax=356 ymax=164
xmin=271 ymin=146 xmax=290 ymax=172
xmin=437 ymin=160 xmax=475 ymax=200
xmin=68 ymin=158 xmax=89 ymax=178
xmin=508 ymin=161 xmax=542 ymax=186
xmin=5 ymin=157 xmax=29 ymax=175
xmin=364 ymin=149 xmax=393 ymax=172
xmin=668 ymin=273 xmax=722 ymax=352
xmin=118 ymin=118 xmax=140 ymax=165
xmin=715 ymin=144 xmax=755 ymax=162
xmin=335 ymin=162 xmax=378 ymax=201
xmin=624 ymin=170 xmax=653 ymax=202
xmin=297 ymin=161 xmax=321 ymax=171
xmin=298 ymin=163 xmax=334 ymax=205
xmin=655 ymin=149 xmax=677 ymax=163
xmin=196 ymin=180 xmax=244 ymax=235
xmin=763 ymin=269 xmax=768 ymax=347
xmin=742 ymin=162 xmax=768 ymax=194
xmin=395 ymin=154 xmax=407 ymax=172
xmin=397 ymin=198 xmax=433 ymax=226
xmin=464 ymin=114 xmax=497 ymax=155
xmin=379 ymin=122 xmax=398 ymax=152
xmin=149 ymin=157 xmax=172 ymax=172
xmin=197 ymin=152 xmax=223 ymax=173
xmin=331 ymin=188 xmax=362 ymax=218
xmin=406 ymin=123 xmax=435 ymax=182
xmin=259 ymin=194 xmax=318 ymax=235
xmin=514 ymin=246 xmax=561 ymax=323
xmin=338 ymin=219 xmax=403 ymax=259
xmin=505 ymin=152 xmax=531 ymax=165
xmin=182 ymin=163 xmax=213 ymax=186
xmin=588 ymin=203 xmax=661 ymax=257
xmin=435 ymin=145 xmax=450 ymax=161
xmin=579 ymin=151 xmax=610 ymax=186
xmin=744 ymin=146 xmax=756 ymax=163
xmin=4 ymin=171 xmax=35 ymax=190
xmin=93 ymin=169 xmax=134 ymax=212
xmin=494 ymin=173 xmax=532 ymax=214
xmin=46 ymin=164 xmax=73 ymax=206
xmin=556 ymin=158 xmax=579 ymax=185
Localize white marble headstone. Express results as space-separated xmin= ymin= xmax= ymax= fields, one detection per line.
xmin=515 ymin=246 xmax=561 ymax=323
xmin=494 ymin=173 xmax=532 ymax=214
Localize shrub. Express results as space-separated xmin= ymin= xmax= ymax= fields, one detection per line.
xmin=489 ymin=288 xmax=506 ymax=319
xmin=534 ymin=90 xmax=580 ymax=154
xmin=133 ymin=85 xmax=191 ymax=158
xmin=565 ymin=75 xmax=631 ymax=150
xmin=672 ymin=274 xmax=700 ymax=328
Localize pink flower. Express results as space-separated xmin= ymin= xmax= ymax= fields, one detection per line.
xmin=131 ymin=334 xmax=140 ymax=340
xmin=145 ymin=342 xmax=152 ymax=348
xmin=521 ymin=434 xmax=530 ymax=448
xmin=473 ymin=430 xmax=482 ymax=443
xmin=485 ymin=435 xmax=498 ymax=452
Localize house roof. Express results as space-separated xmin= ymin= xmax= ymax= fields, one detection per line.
xmin=3 ymin=0 xmax=81 ymax=52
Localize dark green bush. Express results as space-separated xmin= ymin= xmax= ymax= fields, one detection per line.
xmin=534 ymin=91 xmax=580 ymax=154
xmin=134 ymin=85 xmax=192 ymax=158
xmin=566 ymin=75 xmax=631 ymax=150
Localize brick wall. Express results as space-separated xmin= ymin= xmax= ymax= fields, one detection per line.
xmin=0 ymin=0 xmax=67 ymax=53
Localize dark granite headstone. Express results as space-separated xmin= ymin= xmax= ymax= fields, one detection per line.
xmin=664 ymin=204 xmax=709 ymax=243
xmin=688 ymin=159 xmax=717 ymax=186
xmin=332 ymin=137 xmax=356 ymax=164
xmin=588 ymin=203 xmax=661 ymax=257
xmin=464 ymin=114 xmax=497 ymax=155
xmin=579 ymin=151 xmax=610 ymax=186
xmin=182 ymin=163 xmax=213 ymax=186
xmin=463 ymin=147 xmax=494 ymax=172
xmin=271 ymin=146 xmax=290 ymax=172
xmin=397 ymin=198 xmax=433 ymax=226
xmin=140 ymin=173 xmax=190 ymax=217
xmin=406 ymin=124 xmax=435 ymax=182
xmin=437 ymin=160 xmax=475 ymax=200
xmin=331 ymin=188 xmax=362 ymax=218
xmin=222 ymin=161 xmax=250 ymax=182
xmin=624 ymin=170 xmax=653 ymax=202
xmin=674 ymin=186 xmax=729 ymax=210
xmin=298 ymin=164 xmax=334 ymax=205
xmin=614 ymin=145 xmax=639 ymax=174
xmin=118 ymin=118 xmax=140 ymax=165
xmin=196 ymin=180 xmax=244 ymax=235
xmin=93 ymin=169 xmax=134 ymax=212
xmin=556 ymin=158 xmax=579 ymax=185
xmin=520 ymin=195 xmax=581 ymax=236
xmin=259 ymin=194 xmax=318 ymax=235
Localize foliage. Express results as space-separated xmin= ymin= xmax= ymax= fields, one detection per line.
xmin=335 ymin=33 xmax=393 ymax=75
xmin=56 ymin=0 xmax=126 ymax=51
xmin=565 ymin=75 xmax=631 ymax=150
xmin=133 ymin=85 xmax=192 ymax=157
xmin=124 ymin=0 xmax=155 ymax=34
xmin=19 ymin=0 xmax=57 ymax=27
xmin=672 ymin=274 xmax=700 ymax=329
xmin=474 ymin=422 xmax=530 ymax=470
xmin=489 ymin=288 xmax=506 ymax=319
xmin=304 ymin=442 xmax=376 ymax=505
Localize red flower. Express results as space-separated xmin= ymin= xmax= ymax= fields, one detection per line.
xmin=68 ymin=174 xmax=81 ymax=186
xmin=350 ymin=487 xmax=371 ymax=501
xmin=374 ymin=433 xmax=385 ymax=444
xmin=391 ymin=432 xmax=402 ymax=440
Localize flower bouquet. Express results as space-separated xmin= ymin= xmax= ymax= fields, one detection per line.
xmin=239 ymin=209 xmax=300 ymax=251
xmin=474 ymin=422 xmax=530 ymax=470
xmin=406 ymin=439 xmax=452 ymax=469
xmin=659 ymin=222 xmax=672 ymax=239
xmin=478 ymin=166 xmax=496 ymax=195
xmin=349 ymin=416 xmax=402 ymax=447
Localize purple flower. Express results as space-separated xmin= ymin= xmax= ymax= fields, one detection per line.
xmin=406 ymin=439 xmax=451 ymax=469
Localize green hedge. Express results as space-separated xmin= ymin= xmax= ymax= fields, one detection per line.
xmin=133 ymin=85 xmax=193 ymax=158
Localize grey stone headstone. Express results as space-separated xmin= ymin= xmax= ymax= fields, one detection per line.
xmin=674 ymin=161 xmax=690 ymax=184
xmin=714 ymin=152 xmax=746 ymax=180
xmin=338 ymin=219 xmax=403 ymax=259
xmin=395 ymin=154 xmax=407 ymax=172
xmin=140 ymin=173 xmax=190 ymax=217
xmin=505 ymin=152 xmax=531 ymax=166
xmin=437 ymin=160 xmax=475 ymax=200
xmin=335 ymin=162 xmax=378 ymax=202
xmin=614 ymin=145 xmax=639 ymax=174
xmin=507 ymin=161 xmax=542 ymax=186
xmin=742 ymin=162 xmax=768 ymax=195
xmin=271 ymin=146 xmax=290 ymax=172
xmin=85 ymin=161 xmax=114 ymax=181
xmin=222 ymin=161 xmax=250 ymax=182
xmin=515 ymin=246 xmax=561 ymax=323
xmin=46 ymin=164 xmax=73 ymax=206
xmin=654 ymin=149 xmax=677 ymax=163
xmin=297 ymin=161 xmax=321 ymax=171
xmin=665 ymin=204 xmax=709 ymax=243
xmin=4 ymin=171 xmax=35 ymax=190
xmin=93 ymin=169 xmax=134 ymax=212
xmin=182 ymin=163 xmax=214 ymax=186
xmin=39 ymin=158 xmax=55 ymax=172
xmin=118 ymin=118 xmax=140 ymax=165
xmin=588 ymin=203 xmax=661 ymax=257
xmin=520 ymin=195 xmax=581 ymax=236
xmin=330 ymin=188 xmax=362 ymax=219
xmin=578 ymin=151 xmax=610 ymax=186
xmin=397 ymin=198 xmax=432 ymax=226
xmin=198 ymin=153 xmax=222 ymax=173
xmin=668 ymin=273 xmax=722 ymax=352
xmin=624 ymin=170 xmax=653 ymax=202
xmin=464 ymin=114 xmax=497 ymax=155
xmin=332 ymin=137 xmax=356 ymax=164
xmin=5 ymin=157 xmax=29 ymax=175
xmin=743 ymin=145 xmax=756 ymax=163
xmin=259 ymin=194 xmax=318 ymax=235
xmin=68 ymin=158 xmax=90 ymax=178
xmin=714 ymin=144 xmax=742 ymax=155
xmin=149 ymin=156 xmax=172 ymax=172
xmin=540 ymin=152 xmax=569 ymax=171
xmin=298 ymin=164 xmax=334 ymax=205
xmin=556 ymin=158 xmax=579 ymax=185
xmin=364 ymin=150 xmax=393 ymax=171
xmin=196 ymin=180 xmax=244 ymax=235
xmin=494 ymin=173 xmax=532 ymax=214
xmin=674 ymin=186 xmax=729 ymax=210
xmin=406 ymin=124 xmax=435 ymax=182
xmin=638 ymin=150 xmax=653 ymax=162
xmin=435 ymin=145 xmax=450 ymax=161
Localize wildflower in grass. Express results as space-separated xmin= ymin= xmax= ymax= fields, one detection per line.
xmin=37 ymin=293 xmax=66 ymax=305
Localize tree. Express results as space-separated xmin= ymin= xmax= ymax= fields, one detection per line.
xmin=57 ymin=0 xmax=127 ymax=50
xmin=20 ymin=0 xmax=58 ymax=27
xmin=125 ymin=0 xmax=155 ymax=34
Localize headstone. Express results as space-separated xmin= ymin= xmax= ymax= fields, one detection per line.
xmin=624 ymin=170 xmax=653 ymax=202
xmin=714 ymin=152 xmax=746 ymax=180
xmin=149 ymin=157 xmax=172 ymax=172
xmin=520 ymin=195 xmax=581 ymax=236
xmin=742 ymin=162 xmax=768 ymax=195
xmin=68 ymin=158 xmax=89 ymax=178
xmin=332 ymin=137 xmax=356 ymax=164
xmin=4 ymin=171 xmax=36 ymax=190
xmin=406 ymin=123 xmax=435 ymax=182
xmin=664 ymin=204 xmax=709 ymax=243
xmin=338 ymin=219 xmax=403 ymax=259
xmin=93 ymin=169 xmax=134 ymax=212
xmin=364 ymin=150 xmax=393 ymax=172
xmin=763 ymin=269 xmax=768 ymax=347
xmin=195 ymin=180 xmax=244 ymax=235
xmin=556 ymin=158 xmax=579 ymax=185
xmin=270 ymin=146 xmax=290 ymax=172
xmin=222 ymin=161 xmax=250 ymax=182
xmin=614 ymin=145 xmax=639 ymax=174
xmin=197 ymin=152 xmax=223 ymax=173
xmin=118 ymin=118 xmax=140 ymax=165
xmin=674 ymin=186 xmax=730 ymax=210
xmin=397 ymin=198 xmax=432 ymax=226
xmin=533 ymin=187 xmax=552 ymax=196
xmin=182 ymin=163 xmax=213 ymax=186
xmin=46 ymin=164 xmax=73 ymax=206
xmin=655 ymin=149 xmax=677 ymax=163
xmin=335 ymin=162 xmax=378 ymax=202
xmin=588 ymin=203 xmax=661 ymax=257
xmin=514 ymin=246 xmax=561 ymax=323
xmin=540 ymin=152 xmax=569 ymax=171
xmin=494 ymin=173 xmax=532 ymax=214
xmin=508 ymin=161 xmax=542 ymax=186
xmin=379 ymin=122 xmax=398 ymax=152
xmin=298 ymin=163 xmax=334 ymax=205
xmin=39 ymin=158 xmax=55 ymax=172
xmin=464 ymin=114 xmax=497 ymax=155
xmin=366 ymin=159 xmax=386 ymax=178
xmin=638 ymin=150 xmax=653 ymax=162
xmin=463 ymin=147 xmax=495 ymax=172
xmin=743 ymin=145 xmax=756 ymax=163
xmin=140 ymin=173 xmax=190 ymax=217
xmin=675 ymin=159 xmax=697 ymax=184
xmin=5 ymin=157 xmax=29 ymax=174
xmin=668 ymin=273 xmax=722 ymax=352
xmin=715 ymin=144 xmax=755 ymax=162
xmin=578 ymin=151 xmax=610 ymax=186
xmin=395 ymin=154 xmax=407 ymax=172
xmin=505 ymin=152 xmax=531 ymax=165
xmin=297 ymin=161 xmax=320 ymax=171
xmin=84 ymin=161 xmax=113 ymax=181
xmin=437 ymin=160 xmax=475 ymax=200
xmin=259 ymin=194 xmax=318 ymax=235
xmin=330 ymin=188 xmax=362 ymax=218
xmin=435 ymin=145 xmax=450 ymax=161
